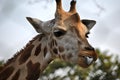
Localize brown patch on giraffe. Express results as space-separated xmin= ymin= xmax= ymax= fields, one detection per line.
xmin=67 ymin=53 xmax=73 ymax=59
xmin=61 ymin=54 xmax=66 ymax=60
xmin=58 ymin=46 xmax=64 ymax=52
xmin=0 ymin=65 xmax=4 ymax=72
xmin=35 ymin=44 xmax=41 ymax=56
xmin=53 ymin=48 xmax=58 ymax=54
xmin=53 ymin=39 xmax=57 ymax=46
xmin=50 ymin=41 xmax=53 ymax=48
xmin=50 ymin=39 xmax=57 ymax=48
xmin=11 ymin=69 xmax=20 ymax=80
xmin=39 ymin=34 xmax=44 ymax=41
xmin=47 ymin=59 xmax=53 ymax=64
xmin=43 ymin=46 xmax=47 ymax=57
xmin=78 ymin=40 xmax=82 ymax=45
xmin=26 ymin=60 xmax=40 ymax=80
xmin=19 ymin=44 xmax=34 ymax=64
xmin=0 ymin=66 xmax=14 ymax=80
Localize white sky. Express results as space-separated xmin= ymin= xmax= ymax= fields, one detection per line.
xmin=0 ymin=0 xmax=120 ymax=60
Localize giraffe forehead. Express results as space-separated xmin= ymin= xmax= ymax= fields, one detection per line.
xmin=73 ymin=23 xmax=88 ymax=39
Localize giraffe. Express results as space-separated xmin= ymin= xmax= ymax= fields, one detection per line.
xmin=0 ymin=0 xmax=97 ymax=80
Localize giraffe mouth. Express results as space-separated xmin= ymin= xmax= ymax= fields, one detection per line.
xmin=78 ymin=49 xmax=97 ymax=67
xmin=83 ymin=56 xmax=94 ymax=65
xmin=78 ymin=54 xmax=95 ymax=68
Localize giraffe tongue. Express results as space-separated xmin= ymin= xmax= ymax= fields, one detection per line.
xmin=85 ymin=56 xmax=93 ymax=65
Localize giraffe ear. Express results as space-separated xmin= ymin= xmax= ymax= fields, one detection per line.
xmin=81 ymin=19 xmax=96 ymax=30
xmin=26 ymin=17 xmax=46 ymax=34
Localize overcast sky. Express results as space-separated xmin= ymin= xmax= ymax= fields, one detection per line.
xmin=0 ymin=0 xmax=120 ymax=60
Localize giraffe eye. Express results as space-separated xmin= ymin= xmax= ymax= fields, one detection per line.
xmin=85 ymin=32 xmax=90 ymax=38
xmin=54 ymin=29 xmax=66 ymax=37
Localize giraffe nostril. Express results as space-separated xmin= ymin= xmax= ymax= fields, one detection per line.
xmin=85 ymin=47 xmax=94 ymax=51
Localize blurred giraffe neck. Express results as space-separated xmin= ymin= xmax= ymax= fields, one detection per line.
xmin=0 ymin=34 xmax=53 ymax=80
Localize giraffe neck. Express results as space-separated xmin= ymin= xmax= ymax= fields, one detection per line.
xmin=0 ymin=34 xmax=53 ymax=80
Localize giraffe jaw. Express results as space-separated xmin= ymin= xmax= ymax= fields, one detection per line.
xmin=77 ymin=55 xmax=95 ymax=68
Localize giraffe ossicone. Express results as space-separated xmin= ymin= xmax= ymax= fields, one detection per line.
xmin=0 ymin=0 xmax=97 ymax=80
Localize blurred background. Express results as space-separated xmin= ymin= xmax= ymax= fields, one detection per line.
xmin=0 ymin=0 xmax=120 ymax=80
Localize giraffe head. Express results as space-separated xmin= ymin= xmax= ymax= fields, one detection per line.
xmin=26 ymin=0 xmax=97 ymax=68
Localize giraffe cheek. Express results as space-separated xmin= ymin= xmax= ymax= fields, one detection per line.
xmin=58 ymin=46 xmax=64 ymax=53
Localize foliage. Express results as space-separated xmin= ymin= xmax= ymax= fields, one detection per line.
xmin=0 ymin=49 xmax=120 ymax=80
xmin=0 ymin=60 xmax=4 ymax=71
xmin=0 ymin=60 xmax=4 ymax=65
xmin=39 ymin=49 xmax=120 ymax=80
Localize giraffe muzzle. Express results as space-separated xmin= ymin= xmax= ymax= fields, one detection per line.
xmin=78 ymin=49 xmax=97 ymax=67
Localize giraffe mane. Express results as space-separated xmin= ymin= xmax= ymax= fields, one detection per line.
xmin=0 ymin=34 xmax=42 ymax=71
